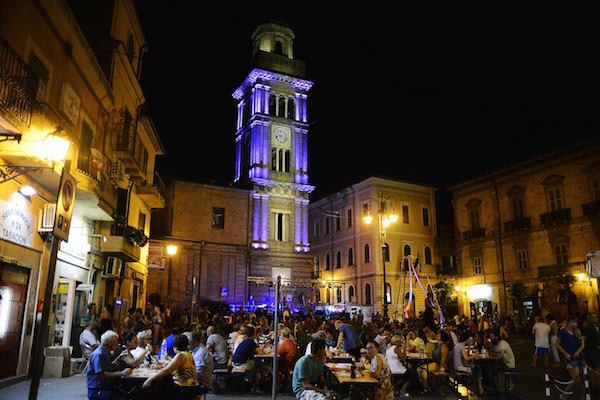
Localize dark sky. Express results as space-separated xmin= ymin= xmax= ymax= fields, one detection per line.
xmin=135 ymin=1 xmax=600 ymax=201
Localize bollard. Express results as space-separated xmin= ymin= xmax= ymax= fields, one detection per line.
xmin=544 ymin=369 xmax=551 ymax=400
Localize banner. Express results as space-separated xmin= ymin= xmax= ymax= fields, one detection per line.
xmin=147 ymin=243 xmax=165 ymax=271
xmin=54 ymin=164 xmax=77 ymax=241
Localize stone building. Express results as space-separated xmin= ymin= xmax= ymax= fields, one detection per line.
xmin=450 ymin=137 xmax=600 ymax=321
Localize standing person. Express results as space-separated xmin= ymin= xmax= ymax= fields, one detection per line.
xmin=97 ymin=305 xmax=114 ymax=338
xmin=557 ymin=315 xmax=586 ymax=399
xmin=86 ymin=330 xmax=132 ymax=400
xmin=292 ymin=339 xmax=336 ymax=400
xmin=547 ymin=314 xmax=561 ymax=367
xmin=531 ymin=315 xmax=551 ymax=367
xmin=334 ymin=319 xmax=362 ymax=360
xmin=152 ymin=304 xmax=165 ymax=353
xmin=583 ymin=313 xmax=600 ymax=369
xmin=206 ymin=325 xmax=229 ymax=369
xmin=365 ymin=341 xmax=394 ymax=400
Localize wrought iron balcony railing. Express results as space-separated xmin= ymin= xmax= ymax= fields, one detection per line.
xmin=504 ymin=217 xmax=531 ymax=234
xmin=0 ymin=37 xmax=33 ymax=128
xmin=540 ymin=208 xmax=571 ymax=228
xmin=462 ymin=227 xmax=486 ymax=241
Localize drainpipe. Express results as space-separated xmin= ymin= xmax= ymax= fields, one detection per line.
xmin=491 ymin=174 xmax=509 ymax=316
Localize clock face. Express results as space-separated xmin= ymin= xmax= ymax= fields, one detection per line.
xmin=273 ymin=127 xmax=289 ymax=143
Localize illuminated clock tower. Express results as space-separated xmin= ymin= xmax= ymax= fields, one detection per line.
xmin=233 ymin=22 xmax=314 ymax=304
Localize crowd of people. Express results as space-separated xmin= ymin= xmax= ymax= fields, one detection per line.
xmin=77 ymin=298 xmax=600 ymax=400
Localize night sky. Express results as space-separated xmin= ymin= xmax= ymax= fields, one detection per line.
xmin=135 ymin=1 xmax=600 ymax=201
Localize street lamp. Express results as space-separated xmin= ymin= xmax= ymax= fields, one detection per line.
xmin=166 ymin=244 xmax=178 ymax=307
xmin=362 ymin=192 xmax=398 ymax=320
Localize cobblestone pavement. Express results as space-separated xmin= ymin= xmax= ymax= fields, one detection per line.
xmin=1 ymin=337 xmax=597 ymax=399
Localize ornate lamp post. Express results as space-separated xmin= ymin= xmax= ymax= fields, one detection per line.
xmin=362 ymin=192 xmax=398 ymax=320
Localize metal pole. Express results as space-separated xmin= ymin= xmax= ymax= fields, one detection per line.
xmin=272 ymin=276 xmax=280 ymax=400
xmin=491 ymin=175 xmax=509 ymax=316
xmin=29 ymin=236 xmax=60 ymax=400
xmin=167 ymin=256 xmax=172 ymax=308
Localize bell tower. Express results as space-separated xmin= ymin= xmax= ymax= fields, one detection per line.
xmin=233 ymin=22 xmax=314 ymax=302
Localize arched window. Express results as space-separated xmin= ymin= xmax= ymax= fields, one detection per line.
xmin=278 ymin=96 xmax=285 ymax=117
xmin=348 ymin=285 xmax=355 ymax=302
xmin=326 ymin=253 xmax=330 ymax=270
xmin=315 ymin=290 xmax=321 ymax=303
xmin=364 ymin=244 xmax=371 ymax=263
xmin=404 ymin=244 xmax=412 ymax=257
xmin=365 ymin=283 xmax=372 ymax=305
xmin=336 ymin=251 xmax=341 ymax=268
xmin=287 ymin=97 xmax=295 ymax=119
xmin=336 ymin=288 xmax=342 ymax=303
xmin=269 ymin=94 xmax=277 ymax=116
xmin=126 ymin=33 xmax=135 ymax=64
xmin=274 ymin=40 xmax=284 ymax=55
xmin=383 ymin=242 xmax=390 ymax=262
xmin=348 ymin=248 xmax=354 ymax=266
xmin=385 ymin=283 xmax=392 ymax=304
xmin=424 ymin=246 xmax=432 ymax=265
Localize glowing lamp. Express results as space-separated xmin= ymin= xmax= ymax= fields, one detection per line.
xmin=166 ymin=245 xmax=178 ymax=256
xmin=38 ymin=133 xmax=70 ymax=163
xmin=389 ymin=213 xmax=399 ymax=223
xmin=18 ymin=185 xmax=36 ymax=197
xmin=363 ymin=215 xmax=373 ymax=225
xmin=467 ymin=284 xmax=492 ymax=300
xmin=454 ymin=285 xmax=461 ymax=292
xmin=577 ymin=272 xmax=586 ymax=281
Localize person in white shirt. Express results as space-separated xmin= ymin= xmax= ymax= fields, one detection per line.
xmin=531 ymin=315 xmax=551 ymax=367
xmin=305 ymin=330 xmax=327 ymax=356
xmin=190 ymin=331 xmax=214 ymax=389
xmin=385 ymin=335 xmax=419 ymax=397
xmin=489 ymin=331 xmax=516 ymax=391
xmin=79 ymin=318 xmax=100 ymax=359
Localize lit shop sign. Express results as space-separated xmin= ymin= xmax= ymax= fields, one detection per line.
xmin=0 ymin=198 xmax=34 ymax=247
xmin=467 ymin=284 xmax=492 ymax=300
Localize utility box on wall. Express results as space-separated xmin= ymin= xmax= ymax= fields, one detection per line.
xmin=43 ymin=346 xmax=72 ymax=378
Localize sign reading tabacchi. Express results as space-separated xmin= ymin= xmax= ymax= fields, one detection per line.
xmin=0 ymin=199 xmax=34 ymax=247
xmin=54 ymin=164 xmax=77 ymax=241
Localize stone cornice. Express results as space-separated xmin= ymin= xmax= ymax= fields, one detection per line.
xmin=232 ymin=68 xmax=314 ymax=100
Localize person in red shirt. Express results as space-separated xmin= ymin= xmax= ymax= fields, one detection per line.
xmin=278 ymin=327 xmax=299 ymax=384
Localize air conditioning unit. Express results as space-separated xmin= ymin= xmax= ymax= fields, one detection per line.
xmin=38 ymin=203 xmax=56 ymax=232
xmin=110 ymin=160 xmax=126 ymax=182
xmin=103 ymin=256 xmax=123 ymax=278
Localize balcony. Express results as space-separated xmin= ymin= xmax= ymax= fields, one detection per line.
xmin=582 ymin=201 xmax=600 ymax=219
xmin=253 ymin=50 xmax=306 ymax=77
xmin=99 ymin=223 xmax=148 ymax=262
xmin=504 ymin=217 xmax=531 ymax=234
xmin=538 ymin=262 xmax=583 ymax=279
xmin=462 ymin=227 xmax=486 ymax=241
xmin=114 ymin=110 xmax=145 ymax=180
xmin=540 ymin=208 xmax=571 ymax=228
xmin=137 ymin=172 xmax=166 ymax=208
xmin=0 ymin=37 xmax=33 ymax=129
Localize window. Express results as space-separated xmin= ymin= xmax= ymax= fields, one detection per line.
xmin=348 ymin=285 xmax=355 ymax=302
xmin=422 ymin=208 xmax=430 ymax=227
xmin=271 ymin=147 xmax=290 ymax=172
xmin=336 ymin=288 xmax=342 ymax=303
xmin=212 ymin=207 xmax=225 ymax=229
xmin=278 ymin=96 xmax=285 ymax=117
xmin=364 ymin=244 xmax=371 ymax=263
xmin=77 ymin=121 xmax=94 ymax=173
xmin=315 ymin=290 xmax=321 ymax=303
xmin=28 ymin=52 xmax=49 ymax=103
xmin=592 ymin=176 xmax=600 ymax=201
xmin=126 ymin=33 xmax=135 ymax=64
xmin=326 ymin=253 xmax=331 ymax=270
xmin=138 ymin=212 xmax=146 ymax=231
xmin=511 ymin=197 xmax=525 ymax=220
xmin=548 ymin=187 xmax=563 ymax=211
xmin=325 ymin=217 xmax=330 ymax=235
xmin=473 ymin=257 xmax=482 ymax=274
xmin=269 ymin=94 xmax=277 ymax=115
xmin=403 ymin=244 xmax=411 ymax=257
xmin=470 ymin=209 xmax=481 ymax=230
xmin=287 ymin=97 xmax=295 ymax=119
xmin=313 ymin=221 xmax=320 ymax=238
xmin=554 ymin=243 xmax=569 ymax=265
xmin=274 ymin=40 xmax=284 ymax=55
xmin=273 ymin=212 xmax=289 ymax=241
xmin=315 ymin=256 xmax=320 ymax=272
xmin=383 ymin=243 xmax=390 ymax=262
xmin=424 ymin=246 xmax=432 ymax=265
xmin=385 ymin=283 xmax=392 ymax=304
xmin=347 ymin=209 xmax=353 ymax=228
xmin=336 ymin=214 xmax=341 ymax=231
xmin=402 ymin=205 xmax=410 ymax=223
xmin=348 ymin=248 xmax=354 ymax=266
xmin=517 ymin=249 xmax=528 ymax=270
xmin=365 ymin=283 xmax=372 ymax=305
xmin=336 ymin=251 xmax=341 ymax=268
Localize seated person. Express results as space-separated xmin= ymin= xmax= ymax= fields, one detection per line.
xmin=386 ymin=335 xmax=420 ymax=396
xmin=305 ymin=330 xmax=327 ymax=356
xmin=231 ymin=325 xmax=258 ymax=371
xmin=80 ymin=318 xmax=100 ymax=359
xmin=112 ymin=331 xmax=146 ymax=370
xmin=190 ymin=331 xmax=214 ymax=389
xmin=206 ymin=325 xmax=229 ymax=369
xmin=142 ymin=334 xmax=204 ymax=400
xmin=278 ymin=327 xmax=298 ymax=373
xmin=86 ymin=330 xmax=132 ymax=400
xmin=405 ymin=330 xmax=425 ymax=354
xmin=453 ymin=333 xmax=484 ymax=396
xmin=292 ymin=338 xmax=338 ymax=400
xmin=130 ymin=329 xmax=152 ymax=361
xmin=158 ymin=326 xmax=182 ymax=360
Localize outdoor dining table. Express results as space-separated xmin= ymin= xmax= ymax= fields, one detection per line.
xmin=118 ymin=366 xmax=163 ymax=399
xmin=404 ymin=352 xmax=435 ymax=392
xmin=330 ymin=368 xmax=379 ymax=400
